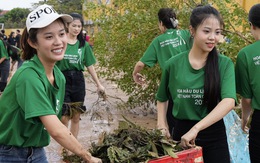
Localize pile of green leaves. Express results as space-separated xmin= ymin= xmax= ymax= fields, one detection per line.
xmin=91 ymin=117 xmax=181 ymax=162
xmin=62 ymin=117 xmax=181 ymax=163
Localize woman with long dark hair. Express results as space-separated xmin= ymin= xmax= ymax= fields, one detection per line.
xmin=156 ymin=5 xmax=236 ymax=163
xmin=56 ymin=13 xmax=105 ymax=153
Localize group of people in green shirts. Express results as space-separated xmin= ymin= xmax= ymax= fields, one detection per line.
xmin=0 ymin=2 xmax=260 ymax=163
xmin=133 ymin=4 xmax=260 ymax=163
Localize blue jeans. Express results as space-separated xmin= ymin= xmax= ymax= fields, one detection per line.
xmin=0 ymin=145 xmax=48 ymax=163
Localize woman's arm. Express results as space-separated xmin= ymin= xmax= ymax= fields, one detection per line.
xmin=157 ymin=100 xmax=171 ymax=138
xmin=86 ymin=65 xmax=104 ymax=92
xmin=40 ymin=115 xmax=101 ymax=162
xmin=0 ymin=57 xmax=6 ymax=64
xmin=241 ymin=98 xmax=252 ymax=132
xmin=132 ymin=61 xmax=146 ymax=85
xmin=180 ymin=98 xmax=235 ymax=148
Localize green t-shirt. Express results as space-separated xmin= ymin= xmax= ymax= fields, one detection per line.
xmin=156 ymin=51 xmax=236 ymax=120
xmin=140 ymin=29 xmax=192 ymax=69
xmin=56 ymin=41 xmax=96 ymax=71
xmin=0 ymin=55 xmax=65 ymax=147
xmin=235 ymin=40 xmax=260 ymax=110
xmin=0 ymin=40 xmax=9 ymax=59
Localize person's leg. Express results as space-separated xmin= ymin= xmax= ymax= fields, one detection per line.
xmin=70 ymin=71 xmax=86 ymax=139
xmin=60 ymin=105 xmax=72 ymax=155
xmin=59 ymin=73 xmax=73 ymax=155
xmin=70 ymin=112 xmax=81 ymax=139
xmin=0 ymin=144 xmax=27 ymax=162
xmin=249 ymin=110 xmax=260 ymax=163
xmin=196 ymin=120 xmax=230 ymax=163
xmin=0 ymin=145 xmax=47 ymax=163
xmin=61 ymin=72 xmax=73 ymax=127
xmin=201 ymin=139 xmax=230 ymax=163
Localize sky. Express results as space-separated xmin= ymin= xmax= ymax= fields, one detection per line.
xmin=0 ymin=0 xmax=40 ymax=10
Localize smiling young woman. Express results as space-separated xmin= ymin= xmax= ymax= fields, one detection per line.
xmin=56 ymin=13 xmax=105 ymax=157
xmin=0 ymin=4 xmax=102 ymax=163
xmin=156 ymin=5 xmax=236 ymax=163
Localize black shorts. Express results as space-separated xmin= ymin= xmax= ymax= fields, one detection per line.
xmin=61 ymin=70 xmax=86 ymax=116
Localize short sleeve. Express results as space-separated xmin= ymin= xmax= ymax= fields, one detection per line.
xmin=16 ymin=69 xmax=55 ymax=123
xmin=84 ymin=42 xmax=96 ymax=67
xmin=235 ymin=51 xmax=252 ymax=98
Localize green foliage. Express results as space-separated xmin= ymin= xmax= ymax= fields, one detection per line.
xmin=0 ymin=8 xmax=30 ymax=28
xmin=85 ymin=0 xmax=176 ymax=107
xmin=0 ymin=0 xmax=83 ymax=29
xmin=41 ymin=0 xmax=83 ymax=14
xmin=84 ymin=0 xmax=254 ymax=108
xmin=211 ymin=1 xmax=254 ymax=62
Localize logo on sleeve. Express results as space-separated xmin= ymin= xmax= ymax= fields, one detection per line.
xmin=56 ymin=99 xmax=60 ymax=114
xmin=253 ymin=56 xmax=260 ymax=65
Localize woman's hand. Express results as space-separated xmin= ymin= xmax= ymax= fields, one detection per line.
xmin=80 ymin=150 xmax=102 ymax=163
xmin=88 ymin=156 xmax=102 ymax=163
xmin=180 ymin=127 xmax=198 ymax=149
xmin=133 ymin=73 xmax=145 ymax=85
xmin=158 ymin=127 xmax=171 ymax=138
xmin=241 ymin=117 xmax=249 ymax=133
xmin=97 ymin=84 xmax=105 ymax=93
xmin=97 ymin=85 xmax=106 ymax=100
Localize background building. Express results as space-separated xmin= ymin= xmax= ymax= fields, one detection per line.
xmin=239 ymin=0 xmax=260 ymax=11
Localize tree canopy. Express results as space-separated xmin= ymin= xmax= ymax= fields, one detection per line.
xmin=0 ymin=0 xmax=83 ymax=29
xmin=36 ymin=0 xmax=83 ymax=14
xmin=0 ymin=8 xmax=30 ymax=28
